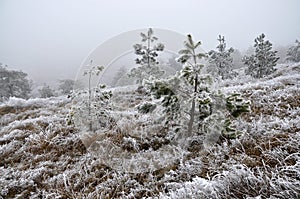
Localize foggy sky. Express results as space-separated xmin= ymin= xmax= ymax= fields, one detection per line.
xmin=0 ymin=0 xmax=299 ymax=83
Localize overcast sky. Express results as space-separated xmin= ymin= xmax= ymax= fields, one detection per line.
xmin=0 ymin=0 xmax=299 ymax=83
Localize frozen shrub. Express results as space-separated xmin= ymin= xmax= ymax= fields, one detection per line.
xmin=136 ymin=101 xmax=157 ymax=114
xmin=67 ymin=85 xmax=113 ymax=132
xmin=67 ymin=62 xmax=113 ymax=132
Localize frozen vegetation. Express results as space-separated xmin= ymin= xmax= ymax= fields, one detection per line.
xmin=0 ymin=62 xmax=299 ymax=198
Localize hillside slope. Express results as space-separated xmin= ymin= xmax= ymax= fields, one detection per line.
xmin=0 ymin=63 xmax=299 ymax=198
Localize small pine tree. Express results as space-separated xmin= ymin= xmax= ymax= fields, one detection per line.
xmin=286 ymin=40 xmax=300 ymax=63
xmin=83 ymin=60 xmax=104 ymax=131
xmin=208 ymin=35 xmax=237 ymax=79
xmin=177 ymin=34 xmax=207 ymax=136
xmin=146 ymin=75 xmax=181 ymax=130
xmin=67 ymin=62 xmax=113 ymax=133
xmin=243 ymin=33 xmax=279 ymax=78
xmin=129 ymin=28 xmax=165 ymax=84
xmin=146 ymin=35 xmax=250 ymax=148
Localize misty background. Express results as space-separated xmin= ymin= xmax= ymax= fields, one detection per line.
xmin=0 ymin=0 xmax=299 ymax=85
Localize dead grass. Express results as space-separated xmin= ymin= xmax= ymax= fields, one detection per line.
xmin=1 ymin=64 xmax=299 ymax=198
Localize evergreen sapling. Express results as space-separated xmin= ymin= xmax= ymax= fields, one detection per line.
xmin=208 ymin=35 xmax=237 ymax=79
xmin=243 ymin=33 xmax=279 ymax=78
xmin=67 ymin=61 xmax=113 ymax=133
xmin=146 ymin=35 xmax=250 ymax=149
xmin=129 ymin=28 xmax=165 ymax=84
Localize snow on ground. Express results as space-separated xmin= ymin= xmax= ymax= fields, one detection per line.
xmin=0 ymin=63 xmax=299 ymax=198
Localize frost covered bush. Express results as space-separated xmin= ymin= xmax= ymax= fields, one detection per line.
xmin=67 ymin=85 xmax=113 ymax=132
xmin=66 ymin=62 xmax=115 ymax=133
xmin=136 ymin=101 xmax=157 ymax=114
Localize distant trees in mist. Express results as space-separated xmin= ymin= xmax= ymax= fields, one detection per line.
xmin=38 ymin=84 xmax=55 ymax=98
xmin=59 ymin=79 xmax=75 ymax=95
xmin=0 ymin=63 xmax=78 ymax=101
xmin=286 ymin=40 xmax=300 ymax=63
xmin=0 ymin=64 xmax=31 ymax=101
